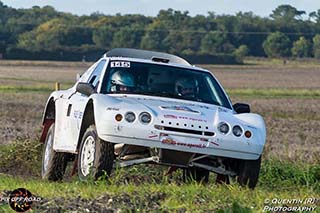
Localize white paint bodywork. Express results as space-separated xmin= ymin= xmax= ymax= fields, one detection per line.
xmin=43 ymin=56 xmax=266 ymax=160
xmin=92 ymin=94 xmax=265 ymax=160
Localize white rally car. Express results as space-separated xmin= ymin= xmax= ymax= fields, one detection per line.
xmin=40 ymin=48 xmax=266 ymax=188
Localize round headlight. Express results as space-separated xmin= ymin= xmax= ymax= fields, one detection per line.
xmin=139 ymin=112 xmax=152 ymax=124
xmin=232 ymin=125 xmax=243 ymax=137
xmin=218 ymin=122 xmax=229 ymax=134
xmin=125 ymin=112 xmax=136 ymax=123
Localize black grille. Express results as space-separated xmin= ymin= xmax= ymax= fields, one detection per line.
xmin=204 ymin=132 xmax=215 ymax=136
xmin=155 ymin=125 xmax=215 ymax=136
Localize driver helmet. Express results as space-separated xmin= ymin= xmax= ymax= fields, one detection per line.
xmin=110 ymin=70 xmax=135 ymax=92
xmin=175 ymin=77 xmax=198 ymax=98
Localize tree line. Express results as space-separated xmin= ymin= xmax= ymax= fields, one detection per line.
xmin=1 ymin=1 xmax=320 ymax=61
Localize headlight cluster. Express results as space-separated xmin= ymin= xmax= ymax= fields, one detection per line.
xmin=115 ymin=112 xmax=152 ymax=124
xmin=218 ymin=122 xmax=251 ymax=138
xmin=218 ymin=122 xmax=229 ymax=134
xmin=125 ymin=112 xmax=136 ymax=123
xmin=139 ymin=112 xmax=152 ymax=124
xmin=232 ymin=125 xmax=243 ymax=137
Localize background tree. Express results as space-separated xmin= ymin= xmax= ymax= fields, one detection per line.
xmin=234 ymin=45 xmax=249 ymax=60
xmin=312 ymin=34 xmax=320 ymax=59
xmin=92 ymin=26 xmax=114 ymax=49
xmin=232 ymin=12 xmax=268 ymax=56
xmin=200 ymin=31 xmax=230 ymax=54
xmin=112 ymin=26 xmax=144 ymax=48
xmin=271 ymin=5 xmax=306 ymax=22
xmin=291 ymin=37 xmax=310 ymax=58
xmin=263 ymin=32 xmax=291 ymax=57
xmin=309 ymin=10 xmax=320 ymax=23
xmin=270 ymin=5 xmax=308 ymax=44
xmin=2 ymin=1 xmax=320 ymax=60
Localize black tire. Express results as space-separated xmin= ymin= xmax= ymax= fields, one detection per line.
xmin=78 ymin=125 xmax=114 ymax=181
xmin=41 ymin=124 xmax=68 ymax=181
xmin=184 ymin=167 xmax=209 ymax=183
xmin=216 ymin=174 xmax=230 ymax=185
xmin=237 ymin=156 xmax=261 ymax=189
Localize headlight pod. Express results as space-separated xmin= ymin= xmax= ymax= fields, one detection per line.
xmin=232 ymin=125 xmax=243 ymax=137
xmin=125 ymin=112 xmax=136 ymax=123
xmin=139 ymin=112 xmax=152 ymax=124
xmin=218 ymin=122 xmax=230 ymax=134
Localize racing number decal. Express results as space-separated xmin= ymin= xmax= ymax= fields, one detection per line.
xmin=110 ymin=61 xmax=131 ymax=68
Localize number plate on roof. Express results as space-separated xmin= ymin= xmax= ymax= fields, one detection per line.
xmin=110 ymin=61 xmax=131 ymax=68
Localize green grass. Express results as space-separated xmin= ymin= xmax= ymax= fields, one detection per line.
xmin=0 ymin=84 xmax=73 ymax=93
xmin=227 ymin=88 xmax=320 ymax=98
xmin=0 ymin=139 xmax=319 ymax=211
xmin=0 ymin=76 xmax=75 ymax=84
xmin=1 ymin=84 xmax=319 ymax=99
xmin=244 ymin=57 xmax=320 ymax=67
xmin=0 ymin=165 xmax=320 ymax=212
xmin=0 ymin=138 xmax=42 ymax=175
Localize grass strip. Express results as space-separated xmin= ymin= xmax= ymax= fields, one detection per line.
xmin=227 ymin=88 xmax=320 ymax=98
xmin=0 ymin=84 xmax=73 ymax=93
xmin=0 ymin=171 xmax=318 ymax=212
xmin=0 ymin=85 xmax=319 ymax=98
xmin=0 ymin=139 xmax=319 ymax=211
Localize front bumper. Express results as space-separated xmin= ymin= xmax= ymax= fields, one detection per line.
xmin=100 ymin=133 xmax=262 ymax=160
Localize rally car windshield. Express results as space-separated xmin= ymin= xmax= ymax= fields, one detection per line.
xmin=101 ymin=61 xmax=232 ymax=109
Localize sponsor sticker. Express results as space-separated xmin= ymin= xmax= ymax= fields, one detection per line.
xmin=161 ymin=106 xmax=199 ymax=113
xmin=164 ymin=114 xmax=178 ymax=119
xmin=161 ymin=137 xmax=207 ymax=148
xmin=163 ymin=114 xmax=207 ymax=122
xmin=73 ymin=110 xmax=83 ymax=119
xmin=106 ymin=107 xmax=120 ymax=111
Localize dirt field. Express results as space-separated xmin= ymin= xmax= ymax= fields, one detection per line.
xmin=203 ymin=63 xmax=320 ymax=89
xmin=0 ymin=60 xmax=319 ymax=163
xmin=0 ymin=60 xmax=319 ymax=212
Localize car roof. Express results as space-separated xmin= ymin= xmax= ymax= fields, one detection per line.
xmin=104 ymin=48 xmax=191 ymax=66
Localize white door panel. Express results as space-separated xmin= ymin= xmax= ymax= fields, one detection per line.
xmin=69 ymin=93 xmax=88 ymax=152
xmin=53 ymin=98 xmax=76 ymax=151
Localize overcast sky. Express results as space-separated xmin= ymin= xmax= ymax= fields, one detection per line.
xmin=2 ymin=0 xmax=320 ymax=17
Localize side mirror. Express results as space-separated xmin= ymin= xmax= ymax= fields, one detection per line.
xmin=76 ymin=82 xmax=95 ymax=96
xmin=233 ymin=103 xmax=250 ymax=114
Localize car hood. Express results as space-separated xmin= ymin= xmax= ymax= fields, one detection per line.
xmin=106 ymin=94 xmax=234 ymax=126
xmin=93 ymin=93 xmax=266 ymax=147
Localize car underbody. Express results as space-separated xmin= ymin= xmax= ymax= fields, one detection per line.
xmin=114 ymin=144 xmax=237 ymax=177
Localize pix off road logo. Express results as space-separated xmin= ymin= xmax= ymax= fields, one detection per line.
xmin=0 ymin=188 xmax=41 ymax=212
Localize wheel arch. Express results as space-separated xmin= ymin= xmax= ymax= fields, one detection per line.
xmin=40 ymin=96 xmax=56 ymax=143
xmin=76 ymin=99 xmax=95 ymax=151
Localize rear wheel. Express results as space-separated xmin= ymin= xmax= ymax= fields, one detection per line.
xmin=237 ymin=156 xmax=261 ymax=189
xmin=41 ymin=124 xmax=68 ymax=181
xmin=78 ymin=125 xmax=114 ymax=181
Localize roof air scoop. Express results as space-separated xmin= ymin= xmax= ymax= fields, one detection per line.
xmin=151 ymin=57 xmax=170 ymax=63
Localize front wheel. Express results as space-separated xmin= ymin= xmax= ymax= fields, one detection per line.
xmin=41 ymin=124 xmax=68 ymax=181
xmin=237 ymin=156 xmax=261 ymax=189
xmin=78 ymin=125 xmax=114 ymax=181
